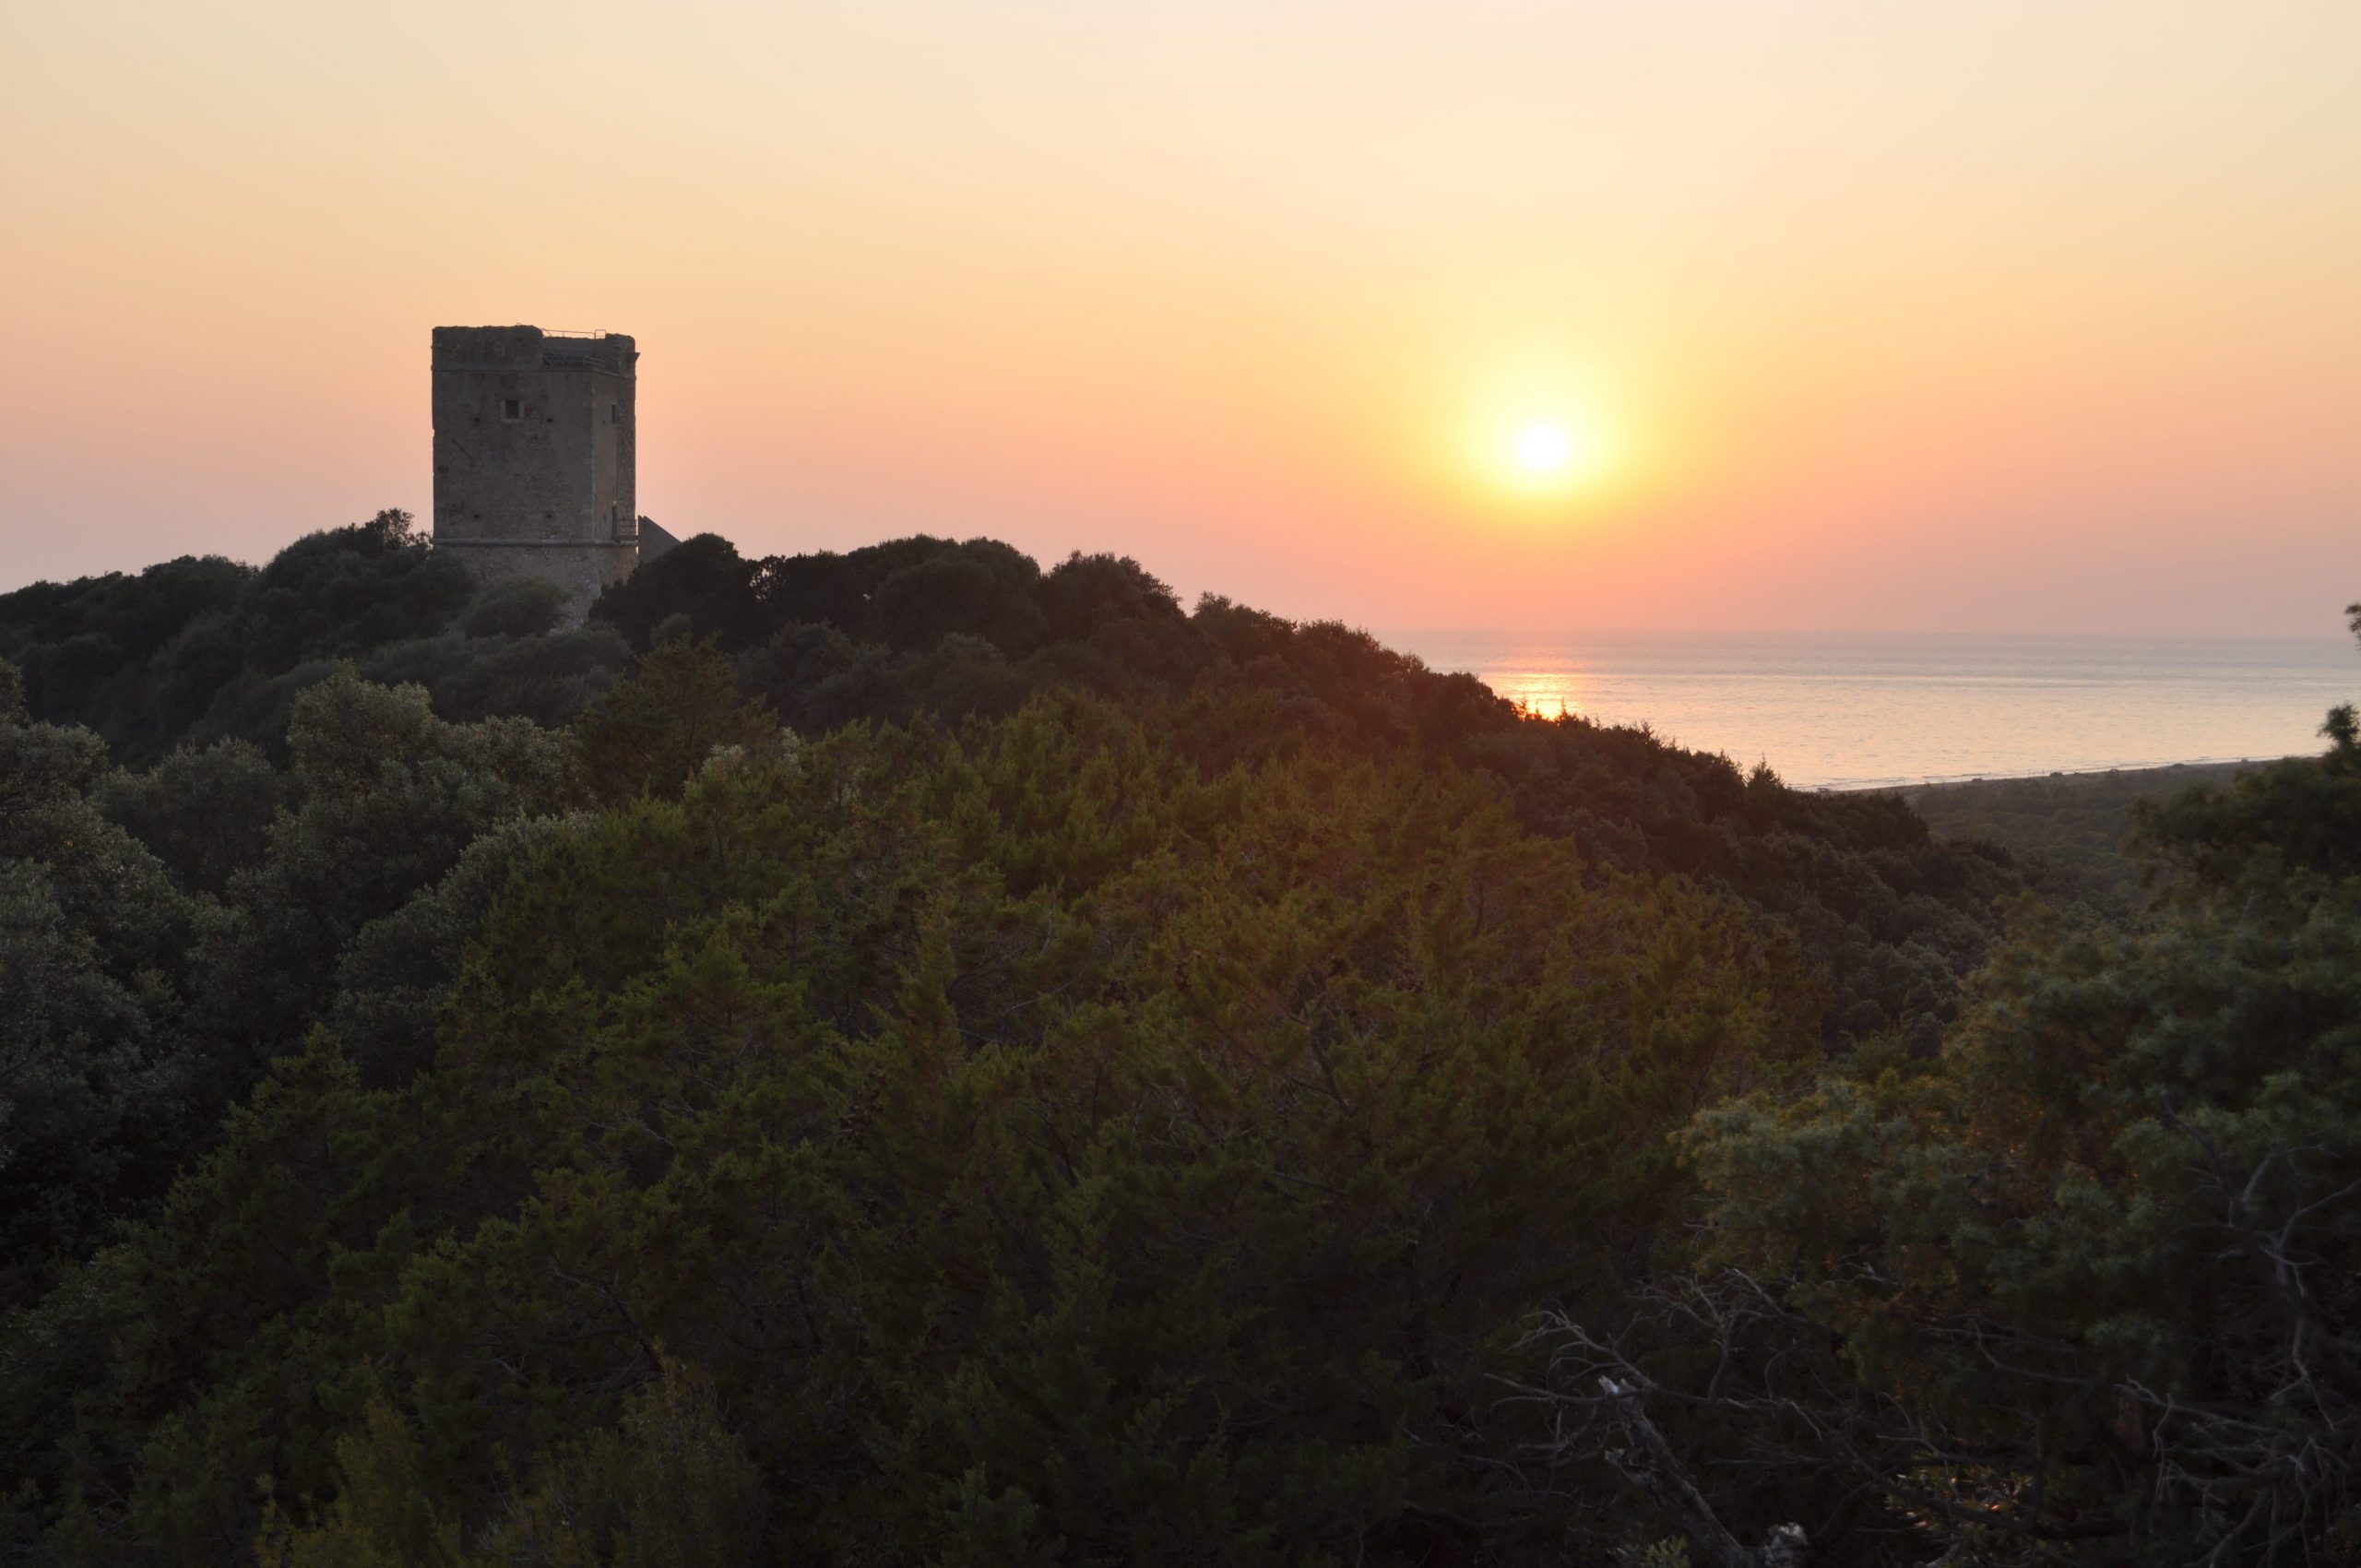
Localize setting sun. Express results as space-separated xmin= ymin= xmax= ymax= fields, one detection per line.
xmin=1517 ymin=423 xmax=1571 ymax=471
xmin=1472 ymin=406 xmax=1612 ymax=503
xmin=1435 ymin=359 xmax=1629 ymax=512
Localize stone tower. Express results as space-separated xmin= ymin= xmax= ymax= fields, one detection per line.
xmin=431 ymin=325 xmax=640 ymax=617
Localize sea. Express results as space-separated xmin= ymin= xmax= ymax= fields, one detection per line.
xmin=1381 ymin=632 xmax=2359 ymax=792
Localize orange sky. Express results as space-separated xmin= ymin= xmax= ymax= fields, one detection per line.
xmin=4 ymin=1 xmax=2358 ymax=634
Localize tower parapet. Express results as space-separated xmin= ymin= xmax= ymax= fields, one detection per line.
xmin=431 ymin=325 xmax=639 ymax=618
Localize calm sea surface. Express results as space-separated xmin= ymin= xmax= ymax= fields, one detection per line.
xmin=1382 ymin=632 xmax=2358 ymax=791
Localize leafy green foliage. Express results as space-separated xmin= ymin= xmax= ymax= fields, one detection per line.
xmin=1901 ymin=760 xmax=2254 ymax=914
xmin=97 ymin=740 xmax=291 ymax=897
xmin=8 ymin=518 xmax=2037 ymax=1049
xmin=2135 ymin=713 xmax=2361 ymax=891
xmin=254 ymin=1364 xmax=765 ymax=1568
xmin=7 ymin=695 xmax=1817 ymax=1564
xmin=581 ymin=531 xmax=771 ymax=652
xmin=599 ymin=533 xmax=2025 ymax=1047
xmin=0 ymin=659 xmax=573 ymax=1325
xmin=0 ymin=513 xmax=631 ymax=764
xmin=26 ymin=528 xmax=2331 ymax=1562
xmin=455 ymin=576 xmax=570 ymax=641
xmin=0 ymin=555 xmax=251 ymax=754
xmin=189 ymin=670 xmax=567 ymax=1081
xmin=565 ymin=639 xmax=781 ymax=807
xmin=1678 ymin=878 xmax=2361 ymax=1562
xmin=1651 ymin=613 xmax=2361 ymax=1564
xmin=0 ymin=669 xmax=213 ymax=1306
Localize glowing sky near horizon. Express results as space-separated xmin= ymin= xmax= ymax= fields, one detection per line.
xmin=3 ymin=1 xmax=2357 ymax=635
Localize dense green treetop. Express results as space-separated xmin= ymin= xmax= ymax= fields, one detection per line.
xmin=0 ymin=513 xmax=629 ymax=765
xmin=9 ymin=517 xmax=2352 ymax=1563
xmin=1899 ymin=761 xmax=2251 ymax=914
xmin=1597 ymin=604 xmax=2361 ymax=1564
xmin=8 ymin=692 xmax=1816 ymax=1565
xmin=0 ymin=683 xmax=212 ymax=1306
xmin=6 ymin=523 xmax=2029 ymax=1045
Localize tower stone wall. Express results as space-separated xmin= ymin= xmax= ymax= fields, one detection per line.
xmin=431 ymin=326 xmax=639 ymax=617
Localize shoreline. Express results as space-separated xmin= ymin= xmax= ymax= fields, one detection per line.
xmin=1821 ymin=755 xmax=2300 ymax=796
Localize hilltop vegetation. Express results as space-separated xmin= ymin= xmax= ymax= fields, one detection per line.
xmin=3 ymin=519 xmax=2023 ymax=1049
xmin=0 ymin=510 xmax=632 ymax=765
xmin=1 ymin=523 xmax=2355 ymax=1564
xmin=1897 ymin=761 xmax=2260 ymax=913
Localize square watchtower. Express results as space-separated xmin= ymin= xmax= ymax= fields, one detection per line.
xmin=431 ymin=326 xmax=640 ymax=617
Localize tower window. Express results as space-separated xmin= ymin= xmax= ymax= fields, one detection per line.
xmin=610 ymin=402 xmax=620 ymax=423
xmin=500 ymin=398 xmax=523 ymax=422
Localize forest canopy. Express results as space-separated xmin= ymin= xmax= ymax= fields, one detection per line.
xmin=2 ymin=527 xmax=2355 ymax=1565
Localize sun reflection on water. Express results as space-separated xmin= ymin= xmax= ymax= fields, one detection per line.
xmin=1391 ymin=634 xmax=2356 ymax=791
xmin=1486 ymin=672 xmax=1590 ymax=720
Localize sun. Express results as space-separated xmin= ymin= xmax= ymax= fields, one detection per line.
xmin=1442 ymin=368 xmax=1624 ymax=508
xmin=1516 ymin=422 xmax=1572 ymax=472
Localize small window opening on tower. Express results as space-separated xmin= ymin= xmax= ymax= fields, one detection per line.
xmin=610 ymin=402 xmax=620 ymax=423
xmin=500 ymin=398 xmax=523 ymax=422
